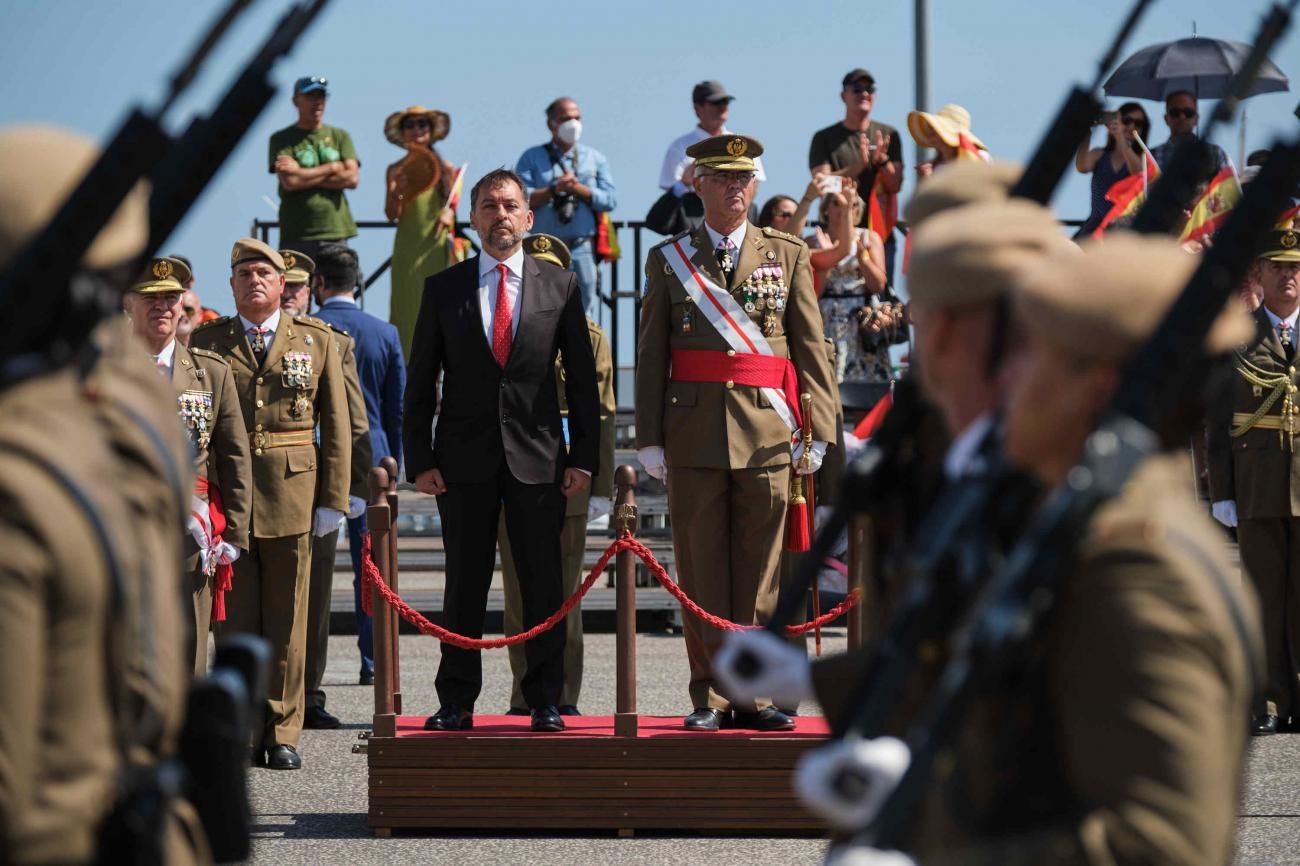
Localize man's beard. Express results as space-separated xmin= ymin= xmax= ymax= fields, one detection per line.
xmin=488 ymin=224 xmax=525 ymax=252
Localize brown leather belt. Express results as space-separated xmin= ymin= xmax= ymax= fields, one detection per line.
xmin=249 ymin=429 xmax=315 ymax=450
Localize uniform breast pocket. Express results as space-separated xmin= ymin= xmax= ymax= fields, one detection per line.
xmin=285 ymin=446 xmax=317 ymax=476
xmin=667 ymin=382 xmax=697 ymax=408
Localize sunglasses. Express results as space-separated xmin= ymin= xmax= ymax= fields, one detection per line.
xmin=1168 ymin=107 xmax=1197 ymax=119
xmin=1121 ymin=115 xmax=1144 ymax=126
xmin=773 ymin=210 xmax=797 ymax=219
xmin=401 ymin=117 xmax=432 ymax=130
xmin=849 ymin=82 xmax=877 ymax=95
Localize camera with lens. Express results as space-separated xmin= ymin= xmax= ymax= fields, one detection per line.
xmin=551 ymin=184 xmax=577 ymax=224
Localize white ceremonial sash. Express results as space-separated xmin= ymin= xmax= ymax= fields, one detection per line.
xmin=665 ymin=237 xmax=803 ymax=456
xmin=188 ymin=495 xmax=238 ymax=577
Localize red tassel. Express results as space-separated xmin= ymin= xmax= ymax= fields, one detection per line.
xmin=211 ymin=562 xmax=232 ymax=622
xmin=360 ymin=534 xmax=375 ymax=617
xmin=785 ymin=501 xmax=811 ymax=553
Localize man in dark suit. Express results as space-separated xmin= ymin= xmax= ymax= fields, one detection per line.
xmin=306 ymin=243 xmax=405 ymax=717
xmin=404 ymin=168 xmax=599 ymax=733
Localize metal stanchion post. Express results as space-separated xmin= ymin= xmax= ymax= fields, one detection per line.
xmin=614 ymin=465 xmax=639 ymax=738
xmin=846 ymin=515 xmax=870 ymax=650
xmin=369 ymin=466 xmax=396 ymax=737
xmin=380 ymin=456 xmax=401 ymax=714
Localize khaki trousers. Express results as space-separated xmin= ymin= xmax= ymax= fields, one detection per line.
xmin=184 ymin=547 xmax=212 ymax=678
xmin=304 ymin=528 xmax=339 ymax=710
xmin=500 ymin=513 xmax=587 ymax=710
xmin=220 ymin=532 xmax=312 ymax=747
xmin=667 ymin=464 xmax=790 ymax=712
xmin=1238 ymin=517 xmax=1300 ymax=718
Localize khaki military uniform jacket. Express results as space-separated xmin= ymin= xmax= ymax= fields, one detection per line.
xmin=813 ymin=455 xmax=1261 ymax=866
xmin=173 ymin=342 xmax=252 ymax=550
xmin=635 ymin=223 xmax=837 ymax=469
xmin=191 ymin=313 xmax=350 ymax=538
xmin=1207 ymin=307 xmax=1300 ymax=517
xmin=558 ymin=319 xmax=617 ymax=517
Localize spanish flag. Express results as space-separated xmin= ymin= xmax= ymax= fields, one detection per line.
xmin=957 ymin=132 xmax=991 ymax=163
xmin=1179 ymin=168 xmax=1241 ymax=246
xmin=446 ymin=162 xmax=468 ymax=210
xmin=1279 ymin=204 xmax=1300 ymax=229
xmin=1093 ymin=154 xmax=1160 ymax=239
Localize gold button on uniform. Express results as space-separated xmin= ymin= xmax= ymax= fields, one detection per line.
xmin=725 ymin=380 xmax=735 ymax=390
xmin=255 ymin=424 xmax=264 ymax=432
xmin=254 ymin=448 xmax=263 ymax=456
xmin=256 ymin=399 xmax=264 ymax=408
xmin=726 ymin=349 xmax=736 ymax=357
xmin=257 ymin=376 xmax=264 ymax=384
xmin=671 ymin=396 xmax=678 ymax=404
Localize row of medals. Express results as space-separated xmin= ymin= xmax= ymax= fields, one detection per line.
xmin=741 ymin=265 xmax=788 ymax=337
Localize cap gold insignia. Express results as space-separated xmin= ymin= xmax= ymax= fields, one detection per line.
xmin=152 ymin=259 xmax=173 ymax=279
xmin=1284 ymin=231 xmax=1298 ymax=250
xmin=726 ymin=138 xmax=747 ymax=157
xmin=283 ymin=252 xmax=297 ymax=270
xmin=535 ymin=236 xmax=552 ymax=253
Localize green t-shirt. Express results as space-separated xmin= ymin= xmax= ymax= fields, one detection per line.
xmin=269 ymin=123 xmax=360 ymax=241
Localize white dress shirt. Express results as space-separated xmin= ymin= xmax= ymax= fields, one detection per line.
xmin=703 ymin=221 xmax=748 ymax=257
xmin=1263 ymin=305 xmax=1299 ymax=351
xmin=943 ymin=412 xmax=995 ymax=482
xmin=478 ymin=249 xmax=525 ymax=344
xmin=151 ymin=338 xmax=177 ymax=378
xmin=659 ymin=125 xmax=767 ymax=195
xmin=239 ymin=308 xmax=282 ymax=352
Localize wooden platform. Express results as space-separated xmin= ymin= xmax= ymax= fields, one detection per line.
xmin=367 ymin=715 xmax=830 ymax=835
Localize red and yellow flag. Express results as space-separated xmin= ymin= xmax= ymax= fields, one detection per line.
xmin=957 ymin=132 xmax=991 ymax=163
xmin=1093 ymin=154 xmax=1160 ymax=239
xmin=1179 ymin=168 xmax=1241 ymax=246
xmin=865 ymin=176 xmax=895 ymax=243
xmin=1278 ymin=204 xmax=1300 ymax=229
xmin=445 ymin=162 xmax=468 ymax=211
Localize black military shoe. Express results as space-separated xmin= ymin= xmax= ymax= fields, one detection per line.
xmin=265 ymin=744 xmax=302 ymax=770
xmin=531 ymin=705 xmax=566 ymax=732
xmin=733 ymin=707 xmax=796 ymax=732
xmin=359 ymin=669 xmax=375 ymax=686
xmin=424 ymin=705 xmax=473 ymax=731
xmin=683 ymin=708 xmax=728 ymax=731
xmin=504 ymin=706 xmax=531 ymax=716
xmin=304 ymin=706 xmax=341 ymax=729
xmin=1252 ymin=713 xmax=1280 ymax=735
xmin=557 ymin=705 xmax=582 ymax=716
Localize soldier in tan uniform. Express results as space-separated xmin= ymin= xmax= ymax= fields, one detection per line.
xmin=1208 ymin=225 xmax=1300 ymax=734
xmin=124 ymin=256 xmax=253 ymax=677
xmin=498 ymin=234 xmax=616 ymax=714
xmin=277 ymin=249 xmax=372 ymax=730
xmin=190 ymin=238 xmax=351 ymax=770
xmin=0 ymin=126 xmax=209 ymax=863
xmin=635 ymin=135 xmax=837 ymax=731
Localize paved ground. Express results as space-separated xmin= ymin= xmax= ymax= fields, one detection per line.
xmin=244 ymin=629 xmax=1300 ymax=865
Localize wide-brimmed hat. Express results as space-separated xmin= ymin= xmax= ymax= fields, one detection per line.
xmin=384 ymin=105 xmax=450 ymax=147
xmin=908 ymin=104 xmax=987 ymax=152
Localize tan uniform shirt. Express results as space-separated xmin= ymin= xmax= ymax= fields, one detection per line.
xmin=558 ymin=319 xmax=616 ymax=516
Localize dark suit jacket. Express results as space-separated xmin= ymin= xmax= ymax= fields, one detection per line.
xmin=404 ymin=253 xmax=599 ymax=485
xmin=314 ymin=297 xmax=406 ymax=467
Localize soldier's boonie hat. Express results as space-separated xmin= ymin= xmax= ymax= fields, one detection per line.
xmin=909 ymin=199 xmax=1070 ymax=309
xmin=231 ymin=237 xmax=285 ymax=272
xmin=1014 ymin=232 xmax=1253 ymax=363
xmin=0 ymin=125 xmax=149 ymax=271
xmin=903 ymin=160 xmax=1023 ymax=228
xmin=524 ymin=234 xmax=571 ymax=270
xmin=280 ymin=249 xmax=316 ymax=285
xmin=132 ymin=256 xmax=192 ymax=294
xmin=686 ymin=134 xmax=763 ymax=173
xmin=1258 ymin=227 xmax=1300 ymax=263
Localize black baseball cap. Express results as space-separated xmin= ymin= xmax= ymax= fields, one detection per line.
xmin=842 ymin=68 xmax=875 ymax=87
xmin=294 ymin=76 xmax=328 ymax=96
xmin=692 ymin=80 xmax=734 ymax=104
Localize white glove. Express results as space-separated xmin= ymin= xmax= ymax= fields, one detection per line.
xmin=795 ymin=737 xmax=911 ymax=831
xmin=1211 ymin=500 xmax=1238 ymax=528
xmin=825 ymin=847 xmax=917 ymax=866
xmin=714 ymin=628 xmax=814 ymax=709
xmin=587 ymin=495 xmax=612 ymax=523
xmin=224 ymin=546 xmax=242 ymax=564
xmin=348 ymin=495 xmax=367 ymax=519
xmin=795 ymin=440 xmax=829 ymax=476
xmin=312 ymin=506 xmax=346 ymax=537
xmin=842 ymin=430 xmax=867 ymax=460
xmin=637 ymin=445 xmax=667 ymax=481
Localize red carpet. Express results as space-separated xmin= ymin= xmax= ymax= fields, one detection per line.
xmin=394 ymin=714 xmax=830 ymax=739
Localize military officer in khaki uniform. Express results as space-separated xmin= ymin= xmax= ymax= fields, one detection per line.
xmin=498 ymin=234 xmax=616 ymax=714
xmin=190 ymin=238 xmax=351 ymax=770
xmin=277 ymin=248 xmax=372 ymax=729
xmin=1208 ymin=225 xmax=1300 ymax=734
xmin=635 ymin=135 xmax=837 ymax=731
xmin=124 ymin=256 xmax=253 ymax=676
xmin=0 ymin=126 xmax=209 ymax=863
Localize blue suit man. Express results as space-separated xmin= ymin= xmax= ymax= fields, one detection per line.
xmin=311 ymin=244 xmax=405 ymax=681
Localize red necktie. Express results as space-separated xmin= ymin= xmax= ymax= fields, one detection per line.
xmin=491 ymin=262 xmax=513 ymax=368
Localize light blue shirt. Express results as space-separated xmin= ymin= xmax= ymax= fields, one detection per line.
xmin=516 ymin=141 xmax=617 ymax=242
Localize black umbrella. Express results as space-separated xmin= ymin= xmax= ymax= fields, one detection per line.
xmin=1103 ymin=36 xmax=1289 ymax=100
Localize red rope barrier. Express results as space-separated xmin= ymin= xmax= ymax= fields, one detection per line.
xmin=360 ymin=531 xmax=859 ymax=650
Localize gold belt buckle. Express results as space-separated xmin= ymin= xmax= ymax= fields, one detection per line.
xmin=254 ymin=430 xmax=269 ymax=450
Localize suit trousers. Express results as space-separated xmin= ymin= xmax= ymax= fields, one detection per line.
xmin=435 ymin=467 xmax=566 ymax=710
xmin=667 ymin=464 xmax=790 ymax=712
xmin=304 ymin=527 xmax=339 ymax=710
xmin=1238 ymin=517 xmax=1300 ymax=718
xmin=500 ymin=512 xmax=586 ymax=710
xmin=183 ymin=546 xmax=211 ymax=677
xmin=220 ymin=532 xmax=313 ymax=747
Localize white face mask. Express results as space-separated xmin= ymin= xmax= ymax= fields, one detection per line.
xmin=555 ymin=118 xmax=582 ymax=146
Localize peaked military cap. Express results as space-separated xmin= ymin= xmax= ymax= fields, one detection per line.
xmin=231 ymin=237 xmax=284 ymax=272
xmin=131 ymin=256 xmax=192 ymax=294
xmin=280 ymin=249 xmax=316 ymax=285
xmin=523 ymin=233 xmax=571 ymax=270
xmin=1259 ymin=227 xmax=1300 ymax=263
xmin=686 ymin=134 xmax=763 ymax=172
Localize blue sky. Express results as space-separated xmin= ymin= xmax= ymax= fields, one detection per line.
xmin=2 ymin=0 xmax=1296 ymax=355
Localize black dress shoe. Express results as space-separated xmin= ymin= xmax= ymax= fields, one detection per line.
xmin=304 ymin=706 xmax=341 ymax=729
xmin=359 ymin=670 xmax=375 ymax=686
xmin=557 ymin=705 xmax=582 ymax=716
xmin=683 ymin=707 xmax=728 ymax=730
xmin=424 ymin=705 xmax=473 ymax=731
xmin=505 ymin=706 xmax=531 ymax=716
xmin=265 ymin=744 xmax=302 ymax=770
xmin=531 ymin=705 xmax=566 ymax=732
xmin=1252 ymin=713 xmax=1280 ymax=735
xmin=733 ymin=707 xmax=797 ymax=732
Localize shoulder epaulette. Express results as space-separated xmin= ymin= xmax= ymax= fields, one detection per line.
xmin=651 ymin=230 xmax=691 ymax=251
xmin=193 ymin=315 xmax=232 ymax=332
xmin=188 ymin=346 xmax=230 ymax=366
xmin=293 ymin=314 xmax=333 ymax=333
xmin=761 ymin=226 xmax=804 ymax=244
